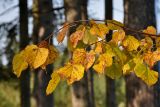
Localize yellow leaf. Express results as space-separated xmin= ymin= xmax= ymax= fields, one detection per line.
xmin=134 ymin=62 xmax=158 ymax=86
xmin=112 ymin=30 xmax=125 ymax=44
xmin=41 ymin=45 xmax=59 ymax=69
xmin=93 ymin=53 xmax=113 ymax=74
xmin=46 ymin=71 xmax=60 ymax=95
xmin=143 ymin=26 xmax=156 ymax=36
xmin=24 ymin=45 xmax=49 ymax=69
xmin=112 ymin=46 xmax=127 ymax=64
xmin=12 ymin=51 xmax=28 ymax=77
xmin=95 ymin=42 xmax=103 ymax=54
xmin=72 ymin=49 xmax=95 ymax=70
xmin=56 ymin=22 xmax=69 ymax=43
xmin=90 ymin=23 xmax=109 ymax=38
xmin=123 ymin=60 xmax=135 ymax=75
xmin=122 ymin=35 xmax=140 ymax=51
xmin=143 ymin=50 xmax=160 ymax=67
xmin=107 ymin=20 xmax=124 ymax=30
xmin=85 ymin=51 xmax=95 ymax=70
xmin=105 ymin=62 xmax=122 ymax=79
xmin=83 ymin=29 xmax=98 ymax=44
xmin=70 ymin=27 xmax=85 ymax=48
xmin=57 ymin=63 xmax=84 ymax=85
xmin=140 ymin=37 xmax=153 ymax=50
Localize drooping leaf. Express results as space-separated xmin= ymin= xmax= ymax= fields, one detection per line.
xmin=95 ymin=42 xmax=103 ymax=54
xmin=140 ymin=37 xmax=153 ymax=50
xmin=143 ymin=50 xmax=160 ymax=67
xmin=143 ymin=26 xmax=156 ymax=36
xmin=104 ymin=44 xmax=115 ymax=56
xmin=123 ymin=59 xmax=135 ymax=75
xmin=93 ymin=53 xmax=113 ymax=74
xmin=24 ymin=44 xmax=49 ymax=69
xmin=105 ymin=62 xmax=122 ymax=79
xmin=134 ymin=62 xmax=158 ymax=86
xmin=111 ymin=30 xmax=125 ymax=44
xmin=90 ymin=23 xmax=109 ymax=38
xmin=112 ymin=46 xmax=127 ymax=64
xmin=57 ymin=22 xmax=69 ymax=43
xmin=72 ymin=48 xmax=95 ymax=70
xmin=83 ymin=29 xmax=98 ymax=44
xmin=57 ymin=62 xmax=84 ymax=85
xmin=70 ymin=27 xmax=85 ymax=48
xmin=41 ymin=45 xmax=59 ymax=69
xmin=122 ymin=35 xmax=140 ymax=51
xmin=46 ymin=71 xmax=60 ymax=95
xmin=107 ymin=20 xmax=124 ymax=30
xmin=12 ymin=51 xmax=28 ymax=77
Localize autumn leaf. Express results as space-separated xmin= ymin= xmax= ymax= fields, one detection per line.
xmin=12 ymin=51 xmax=28 ymax=77
xmin=105 ymin=62 xmax=122 ymax=79
xmin=143 ymin=50 xmax=160 ymax=67
xmin=46 ymin=71 xmax=60 ymax=95
xmin=57 ymin=62 xmax=84 ymax=85
xmin=112 ymin=46 xmax=127 ymax=64
xmin=93 ymin=53 xmax=113 ymax=74
xmin=41 ymin=45 xmax=59 ymax=69
xmin=83 ymin=29 xmax=98 ymax=44
xmin=143 ymin=26 xmax=156 ymax=36
xmin=70 ymin=27 xmax=85 ymax=48
xmin=140 ymin=37 xmax=153 ymax=50
xmin=57 ymin=22 xmax=69 ymax=43
xmin=134 ymin=62 xmax=158 ymax=86
xmin=111 ymin=30 xmax=125 ymax=44
xmin=90 ymin=22 xmax=109 ymax=38
xmin=123 ymin=59 xmax=135 ymax=75
xmin=122 ymin=35 xmax=140 ymax=51
xmin=107 ymin=20 xmax=124 ymax=30
xmin=72 ymin=48 xmax=95 ymax=70
xmin=95 ymin=42 xmax=103 ymax=54
xmin=23 ymin=45 xmax=49 ymax=69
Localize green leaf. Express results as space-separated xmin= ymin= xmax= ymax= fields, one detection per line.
xmin=105 ymin=62 xmax=122 ymax=79
xmin=83 ymin=29 xmax=98 ymax=44
xmin=122 ymin=35 xmax=140 ymax=51
xmin=134 ymin=59 xmax=158 ymax=86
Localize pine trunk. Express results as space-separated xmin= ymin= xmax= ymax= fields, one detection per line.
xmin=64 ymin=0 xmax=95 ymax=107
xmin=105 ymin=0 xmax=116 ymax=107
xmin=19 ymin=0 xmax=30 ymax=107
xmin=124 ymin=0 xmax=156 ymax=107
xmin=32 ymin=0 xmax=54 ymax=107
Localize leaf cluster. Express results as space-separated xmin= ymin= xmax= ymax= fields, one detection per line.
xmin=12 ymin=20 xmax=160 ymax=95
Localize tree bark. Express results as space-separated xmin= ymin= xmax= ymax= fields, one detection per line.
xmin=105 ymin=0 xmax=117 ymax=107
xmin=124 ymin=0 xmax=156 ymax=107
xmin=153 ymin=61 xmax=160 ymax=107
xmin=64 ymin=0 xmax=95 ymax=107
xmin=19 ymin=0 xmax=30 ymax=107
xmin=32 ymin=0 xmax=54 ymax=107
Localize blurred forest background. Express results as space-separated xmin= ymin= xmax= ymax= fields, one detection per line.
xmin=0 ymin=0 xmax=160 ymax=107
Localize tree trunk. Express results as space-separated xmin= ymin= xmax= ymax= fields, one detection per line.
xmin=153 ymin=61 xmax=160 ymax=107
xmin=64 ymin=0 xmax=95 ymax=107
xmin=19 ymin=0 xmax=30 ymax=107
xmin=32 ymin=0 xmax=54 ymax=107
xmin=124 ymin=0 xmax=156 ymax=107
xmin=105 ymin=0 xmax=116 ymax=107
